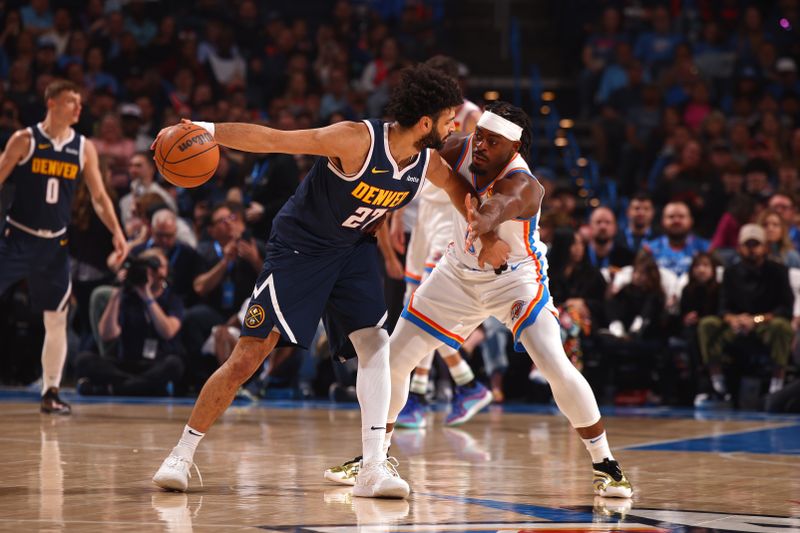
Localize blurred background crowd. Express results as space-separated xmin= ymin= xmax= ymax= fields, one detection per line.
xmin=0 ymin=0 xmax=798 ymax=412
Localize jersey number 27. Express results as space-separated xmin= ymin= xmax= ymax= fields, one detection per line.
xmin=342 ymin=207 xmax=386 ymax=229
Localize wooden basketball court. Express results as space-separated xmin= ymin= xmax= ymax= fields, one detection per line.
xmin=0 ymin=391 xmax=798 ymax=532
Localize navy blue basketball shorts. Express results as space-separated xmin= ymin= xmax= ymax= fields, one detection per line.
xmin=240 ymin=238 xmax=388 ymax=360
xmin=0 ymin=226 xmax=72 ymax=311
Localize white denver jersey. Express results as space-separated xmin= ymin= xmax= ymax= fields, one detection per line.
xmin=418 ymin=99 xmax=482 ymax=205
xmin=449 ymin=134 xmax=547 ymax=275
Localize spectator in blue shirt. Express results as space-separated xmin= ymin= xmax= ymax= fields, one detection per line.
xmin=644 ymin=201 xmax=710 ymax=277
xmin=634 ymin=5 xmax=682 ymax=74
xmin=21 ymin=0 xmax=53 ymax=38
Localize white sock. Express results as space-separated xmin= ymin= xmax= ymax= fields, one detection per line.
xmin=350 ymin=328 xmax=391 ymax=465
xmin=409 ymin=373 xmax=429 ymax=395
xmin=383 ymin=430 xmax=393 ymax=456
xmin=769 ymin=377 xmax=784 ymax=394
xmin=450 ymin=359 xmax=474 ymax=386
xmin=175 ymin=425 xmax=204 ymax=460
xmin=41 ymin=310 xmax=68 ymax=394
xmin=582 ymin=431 xmax=614 ymax=463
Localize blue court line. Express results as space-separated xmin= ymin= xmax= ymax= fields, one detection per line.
xmin=625 ymin=423 xmax=800 ymax=455
xmin=418 ymin=493 xmax=597 ymax=523
xmin=2 ymin=387 xmax=799 ymax=423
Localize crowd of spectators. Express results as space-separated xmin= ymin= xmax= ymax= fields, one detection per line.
xmin=539 ymin=0 xmax=799 ymax=410
xmin=0 ymin=0 xmax=798 ymax=411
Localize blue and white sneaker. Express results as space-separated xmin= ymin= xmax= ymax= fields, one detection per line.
xmin=445 ymin=381 xmax=493 ymax=426
xmin=396 ymin=393 xmax=427 ymax=429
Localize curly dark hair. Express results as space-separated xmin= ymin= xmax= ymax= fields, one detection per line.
xmin=386 ymin=64 xmax=462 ymax=128
xmin=484 ymin=100 xmax=533 ymax=164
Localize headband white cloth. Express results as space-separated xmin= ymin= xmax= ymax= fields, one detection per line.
xmin=476 ymin=111 xmax=523 ymax=141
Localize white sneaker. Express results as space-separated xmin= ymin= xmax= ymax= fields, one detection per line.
xmin=152 ymin=448 xmax=203 ymax=492
xmin=352 ymin=457 xmax=410 ymax=499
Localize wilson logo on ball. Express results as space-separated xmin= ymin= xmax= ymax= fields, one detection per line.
xmin=178 ymin=132 xmax=214 ymax=152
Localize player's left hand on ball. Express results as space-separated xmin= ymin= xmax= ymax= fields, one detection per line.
xmin=150 ymin=118 xmax=192 ymax=150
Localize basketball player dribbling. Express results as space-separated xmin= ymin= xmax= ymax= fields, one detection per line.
xmin=151 ymin=65 xmax=510 ymax=498
xmin=0 ymin=79 xmax=128 ymax=415
xmin=326 ymin=102 xmax=633 ymax=498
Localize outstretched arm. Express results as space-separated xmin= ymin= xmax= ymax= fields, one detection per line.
xmin=83 ymin=139 xmax=129 ymax=262
xmin=465 ymin=172 xmax=543 ymax=247
xmin=152 ymin=119 xmax=371 ymax=176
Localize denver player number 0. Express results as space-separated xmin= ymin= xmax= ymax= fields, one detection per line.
xmin=45 ymin=177 xmax=59 ymax=204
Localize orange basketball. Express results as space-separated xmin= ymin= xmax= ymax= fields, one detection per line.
xmin=153 ymin=123 xmax=219 ymax=188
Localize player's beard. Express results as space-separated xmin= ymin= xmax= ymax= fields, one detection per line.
xmin=468 ymin=162 xmax=488 ymax=176
xmin=416 ymin=128 xmax=445 ymax=151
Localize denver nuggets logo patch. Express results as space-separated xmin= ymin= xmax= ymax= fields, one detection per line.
xmin=510 ymin=299 xmax=526 ymax=322
xmin=244 ymin=304 xmax=265 ymax=328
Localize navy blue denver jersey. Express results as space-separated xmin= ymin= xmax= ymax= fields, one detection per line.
xmin=270 ymin=119 xmax=430 ymax=253
xmin=7 ymin=123 xmax=83 ymax=232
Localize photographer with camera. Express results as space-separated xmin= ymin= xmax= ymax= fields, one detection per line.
xmin=182 ymin=201 xmax=265 ymax=387
xmin=75 ymin=248 xmax=185 ymax=396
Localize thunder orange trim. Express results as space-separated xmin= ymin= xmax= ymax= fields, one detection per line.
xmin=407 ymin=294 xmax=465 ymax=344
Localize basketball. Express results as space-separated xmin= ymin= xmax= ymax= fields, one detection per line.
xmin=153 ymin=123 xmax=219 ymax=188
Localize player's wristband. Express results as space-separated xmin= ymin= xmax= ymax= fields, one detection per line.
xmin=192 ymin=121 xmax=215 ymax=137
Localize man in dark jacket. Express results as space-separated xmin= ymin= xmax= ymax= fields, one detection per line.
xmin=697 ymin=224 xmax=794 ymax=400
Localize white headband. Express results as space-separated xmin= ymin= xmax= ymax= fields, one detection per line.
xmin=476 ymin=111 xmax=523 ymax=141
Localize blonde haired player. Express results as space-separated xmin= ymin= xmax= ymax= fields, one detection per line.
xmin=0 ymin=79 xmax=128 ymax=414
xmin=327 ymin=102 xmax=633 ymax=498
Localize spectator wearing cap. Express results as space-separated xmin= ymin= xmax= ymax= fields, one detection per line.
xmin=118 ymin=102 xmax=151 ymax=151
xmin=644 ymin=201 xmax=709 ymax=277
xmin=697 ymin=224 xmax=794 ymax=400
xmin=768 ymin=57 xmax=800 ymax=100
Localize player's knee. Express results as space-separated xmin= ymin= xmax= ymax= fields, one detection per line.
xmin=226 ymin=338 xmax=269 ymax=382
xmin=350 ymin=327 xmax=390 ymax=362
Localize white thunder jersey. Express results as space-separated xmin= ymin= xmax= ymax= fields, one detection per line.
xmin=449 ymin=134 xmax=547 ymax=273
xmin=401 ymin=133 xmax=555 ymax=354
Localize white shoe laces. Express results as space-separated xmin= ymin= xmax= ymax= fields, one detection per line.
xmin=167 ymin=455 xmax=204 ymax=487
xmin=384 ymin=456 xmax=401 ymax=477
